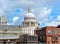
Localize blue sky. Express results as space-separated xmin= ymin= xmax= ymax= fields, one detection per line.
xmin=0 ymin=0 xmax=60 ymax=27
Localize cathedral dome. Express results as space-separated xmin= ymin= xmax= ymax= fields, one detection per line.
xmin=25 ymin=13 xmax=35 ymax=18
xmin=25 ymin=7 xmax=35 ymax=19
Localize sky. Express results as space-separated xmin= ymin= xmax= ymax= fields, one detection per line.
xmin=0 ymin=0 xmax=60 ymax=27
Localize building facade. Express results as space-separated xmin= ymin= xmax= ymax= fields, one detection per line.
xmin=0 ymin=6 xmax=38 ymax=44
xmin=20 ymin=6 xmax=38 ymax=44
xmin=35 ymin=26 xmax=60 ymax=44
xmin=0 ymin=16 xmax=22 ymax=44
xmin=21 ymin=7 xmax=38 ymax=35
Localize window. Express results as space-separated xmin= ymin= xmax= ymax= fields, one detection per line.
xmin=52 ymin=36 xmax=55 ymax=41
xmin=29 ymin=36 xmax=34 ymax=40
xmin=43 ymin=36 xmax=45 ymax=40
xmin=24 ymin=22 xmax=29 ymax=27
xmin=55 ymin=42 xmax=58 ymax=44
xmin=34 ymin=36 xmax=38 ymax=41
xmin=31 ymin=22 xmax=35 ymax=26
xmin=48 ymin=42 xmax=50 ymax=44
xmin=39 ymin=36 xmax=42 ymax=40
xmin=48 ymin=31 xmax=51 ymax=34
xmin=52 ymin=30 xmax=55 ymax=34
xmin=52 ymin=42 xmax=55 ymax=44
xmin=3 ymin=29 xmax=7 ymax=34
xmin=40 ymin=31 xmax=41 ymax=35
xmin=24 ymin=36 xmax=27 ymax=41
xmin=4 ymin=29 xmax=7 ymax=31
xmin=24 ymin=30 xmax=27 ymax=34
xmin=56 ymin=35 xmax=58 ymax=40
xmin=55 ymin=29 xmax=58 ymax=34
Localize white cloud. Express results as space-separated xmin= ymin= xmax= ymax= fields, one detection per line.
xmin=39 ymin=7 xmax=52 ymax=18
xmin=12 ymin=17 xmax=19 ymax=22
xmin=0 ymin=0 xmax=57 ymax=26
xmin=37 ymin=7 xmax=52 ymax=27
xmin=0 ymin=0 xmax=8 ymax=16
xmin=7 ymin=17 xmax=19 ymax=25
xmin=45 ymin=21 xmax=60 ymax=26
xmin=56 ymin=15 xmax=60 ymax=21
xmin=7 ymin=23 xmax=13 ymax=25
xmin=0 ymin=8 xmax=4 ymax=16
xmin=45 ymin=15 xmax=60 ymax=26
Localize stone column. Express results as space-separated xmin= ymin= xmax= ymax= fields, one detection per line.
xmin=29 ymin=22 xmax=31 ymax=27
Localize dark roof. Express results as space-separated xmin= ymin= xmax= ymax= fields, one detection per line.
xmin=56 ymin=25 xmax=60 ymax=28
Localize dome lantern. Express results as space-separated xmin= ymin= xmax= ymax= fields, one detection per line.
xmin=24 ymin=5 xmax=35 ymax=19
xmin=28 ymin=5 xmax=32 ymax=13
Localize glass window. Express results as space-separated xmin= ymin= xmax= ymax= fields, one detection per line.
xmin=56 ymin=35 xmax=58 ymax=40
xmin=24 ymin=30 xmax=27 ymax=34
xmin=48 ymin=42 xmax=50 ymax=44
xmin=31 ymin=22 xmax=35 ymax=26
xmin=24 ymin=36 xmax=27 ymax=41
xmin=52 ymin=30 xmax=55 ymax=34
xmin=4 ymin=29 xmax=7 ymax=31
xmin=29 ymin=36 xmax=34 ymax=40
xmin=40 ymin=36 xmax=42 ymax=40
xmin=48 ymin=31 xmax=51 ymax=34
xmin=55 ymin=42 xmax=58 ymax=44
xmin=52 ymin=42 xmax=55 ymax=44
xmin=55 ymin=29 xmax=58 ymax=34
xmin=43 ymin=36 xmax=45 ymax=40
xmin=37 ymin=31 xmax=39 ymax=35
xmin=24 ymin=22 xmax=29 ymax=27
xmin=52 ymin=36 xmax=55 ymax=41
xmin=34 ymin=36 xmax=38 ymax=41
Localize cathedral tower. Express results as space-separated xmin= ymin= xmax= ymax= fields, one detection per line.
xmin=0 ymin=16 xmax=7 ymax=25
xmin=22 ymin=6 xmax=38 ymax=35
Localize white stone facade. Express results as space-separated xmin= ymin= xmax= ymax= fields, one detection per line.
xmin=21 ymin=8 xmax=38 ymax=35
